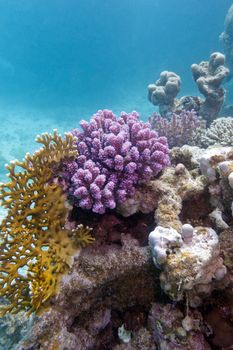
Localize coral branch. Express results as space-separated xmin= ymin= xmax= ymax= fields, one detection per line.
xmin=0 ymin=130 xmax=93 ymax=315
xmin=64 ymin=110 xmax=170 ymax=214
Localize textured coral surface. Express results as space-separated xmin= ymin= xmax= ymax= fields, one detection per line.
xmin=20 ymin=233 xmax=160 ymax=350
xmin=0 ymin=131 xmax=94 ymax=315
xmin=149 ymin=109 xmax=201 ymax=148
xmin=2 ymin=143 xmax=233 ymax=350
xmin=64 ymin=109 xmax=170 ymax=213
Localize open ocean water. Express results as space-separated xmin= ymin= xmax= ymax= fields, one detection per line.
xmin=0 ymin=0 xmax=232 ymax=182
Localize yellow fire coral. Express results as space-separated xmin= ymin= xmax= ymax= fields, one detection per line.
xmin=0 ymin=130 xmax=94 ymax=315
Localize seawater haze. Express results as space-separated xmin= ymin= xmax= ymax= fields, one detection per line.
xmin=0 ymin=0 xmax=231 ymax=180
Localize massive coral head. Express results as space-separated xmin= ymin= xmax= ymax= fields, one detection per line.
xmin=64 ymin=109 xmax=170 ymax=214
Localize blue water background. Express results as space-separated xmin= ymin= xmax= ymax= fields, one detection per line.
xmin=0 ymin=0 xmax=232 ymax=181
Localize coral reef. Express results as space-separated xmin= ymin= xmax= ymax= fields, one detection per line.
xmin=147 ymin=71 xmax=181 ymax=116
xmin=191 ymin=52 xmax=229 ymax=125
xmin=4 ymin=140 xmax=232 ymax=349
xmin=149 ymin=109 xmax=201 ymax=148
xmin=1 ymin=9 xmax=233 ymax=346
xmin=148 ymin=52 xmax=229 ymax=127
xmin=0 ymin=131 xmax=94 ymax=315
xmin=199 ymin=146 xmax=233 ymax=223
xmin=148 ymin=224 xmax=227 ymax=304
xmin=19 ymin=234 xmax=160 ymax=350
xmin=200 ymin=228 xmax=233 ymax=349
xmin=64 ymin=109 xmax=170 ymax=214
xmin=118 ymin=163 xmax=207 ymax=232
xmin=171 ymin=145 xmax=233 ymax=230
xmin=149 ymin=303 xmax=211 ymax=350
xmin=201 ymin=117 xmax=233 ymax=147
xmin=220 ymin=228 xmax=233 ymax=282
xmin=117 ymin=182 xmax=159 ymax=218
xmin=114 ymin=327 xmax=156 ymax=350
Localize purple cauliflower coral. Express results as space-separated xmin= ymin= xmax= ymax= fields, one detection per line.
xmin=149 ymin=109 xmax=201 ymax=148
xmin=64 ymin=110 xmax=170 ymax=214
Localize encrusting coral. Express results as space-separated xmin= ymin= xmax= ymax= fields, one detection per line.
xmin=64 ymin=109 xmax=170 ymax=214
xmin=118 ymin=163 xmax=206 ymax=232
xmin=0 ymin=130 xmax=94 ymax=315
xmin=148 ymin=224 xmax=227 ymax=304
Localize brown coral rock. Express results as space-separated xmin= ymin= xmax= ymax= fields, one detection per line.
xmin=20 ymin=236 xmax=160 ymax=350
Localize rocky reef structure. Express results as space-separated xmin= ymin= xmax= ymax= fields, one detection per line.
xmin=19 ymin=233 xmax=160 ymax=350
xmin=148 ymin=52 xmax=229 ymax=126
xmin=15 ymin=143 xmax=233 ymax=349
xmin=198 ymin=146 xmax=233 ymax=230
xmin=63 ymin=109 xmax=170 ymax=214
xmin=1 ymin=109 xmax=233 ymax=349
xmin=147 ymin=71 xmax=181 ymax=116
xmin=170 ymin=145 xmax=233 ymax=231
xmin=149 ymin=224 xmax=226 ymax=305
xmin=118 ymin=161 xmax=207 ymax=231
xmin=191 ymin=52 xmax=229 ymax=126
xmin=149 ymin=303 xmax=211 ymax=350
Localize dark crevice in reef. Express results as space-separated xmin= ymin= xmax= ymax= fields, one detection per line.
xmin=180 ymin=190 xmax=213 ymax=226
xmin=201 ymin=290 xmax=233 ymax=350
xmin=69 ymin=207 xmax=155 ymax=247
xmin=68 ymin=306 xmax=150 ymax=350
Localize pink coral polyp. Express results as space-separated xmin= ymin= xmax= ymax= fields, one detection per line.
xmin=66 ymin=110 xmax=170 ymax=214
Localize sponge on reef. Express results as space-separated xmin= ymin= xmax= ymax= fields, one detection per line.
xmin=0 ymin=130 xmax=94 ymax=315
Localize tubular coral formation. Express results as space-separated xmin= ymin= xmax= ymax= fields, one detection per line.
xmin=0 ymin=131 xmax=94 ymax=315
xmin=64 ymin=109 xmax=170 ymax=214
xmin=147 ymin=71 xmax=181 ymax=116
xmin=191 ymin=52 xmax=229 ymax=126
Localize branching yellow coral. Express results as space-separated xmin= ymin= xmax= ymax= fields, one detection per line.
xmin=0 ymin=130 xmax=94 ymax=315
